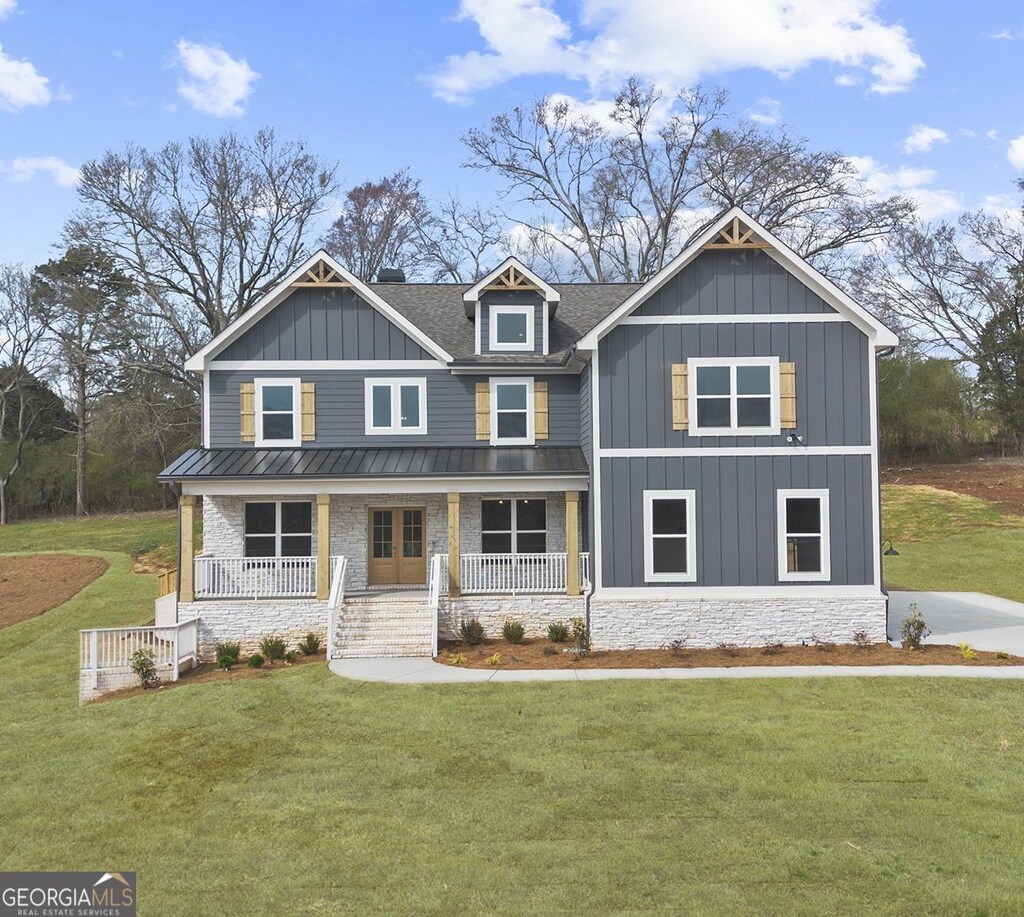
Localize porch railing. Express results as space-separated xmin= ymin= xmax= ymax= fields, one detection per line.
xmin=326 ymin=557 xmax=348 ymax=662
xmin=435 ymin=552 xmax=591 ymax=595
xmin=80 ymin=617 xmax=199 ymax=690
xmin=193 ymin=555 xmax=345 ymax=600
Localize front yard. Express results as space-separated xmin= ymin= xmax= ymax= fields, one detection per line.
xmin=1 ymin=482 xmax=1024 ymax=914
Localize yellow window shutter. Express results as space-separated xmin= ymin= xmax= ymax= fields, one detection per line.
xmin=301 ymin=382 xmax=316 ymax=441
xmin=475 ymin=382 xmax=490 ymax=440
xmin=534 ymin=380 xmax=549 ymax=440
xmin=239 ymin=382 xmax=255 ymax=442
xmin=780 ymin=362 xmax=797 ymax=429
xmin=671 ymin=364 xmax=688 ymax=430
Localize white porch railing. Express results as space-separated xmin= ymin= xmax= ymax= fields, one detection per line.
xmin=79 ymin=617 xmax=199 ymax=689
xmin=435 ymin=552 xmax=591 ymax=595
xmin=193 ymin=555 xmax=344 ymax=600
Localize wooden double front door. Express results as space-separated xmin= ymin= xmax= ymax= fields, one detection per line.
xmin=368 ymin=507 xmax=427 ymax=585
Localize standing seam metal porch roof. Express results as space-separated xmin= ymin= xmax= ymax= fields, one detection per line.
xmin=159 ymin=447 xmax=589 ymax=481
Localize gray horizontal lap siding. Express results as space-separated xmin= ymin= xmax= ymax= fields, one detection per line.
xmin=634 ymin=249 xmax=837 ymax=316
xmin=208 ymin=369 xmax=581 ymax=448
xmin=478 ymin=291 xmax=546 ymax=356
xmin=216 ymin=288 xmax=431 ymax=361
xmin=600 ymin=454 xmax=873 ymax=588
xmin=599 ymin=320 xmax=869 ymax=449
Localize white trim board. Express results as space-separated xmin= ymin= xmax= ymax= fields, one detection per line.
xmin=254 ymin=378 xmax=302 ymax=448
xmin=643 ymin=489 xmax=697 ymax=584
xmin=593 ymin=586 xmax=885 ymax=600
xmin=620 ymin=313 xmax=848 ymax=325
xmin=208 ymin=360 xmax=444 ymax=371
xmin=180 ymin=474 xmax=590 ymax=497
xmin=463 ymin=256 xmax=560 ymax=304
xmin=488 ymin=304 xmax=536 ymax=352
xmin=363 ymin=377 xmax=428 ymax=436
xmin=776 ymin=488 xmax=832 ymax=583
xmin=598 ymin=445 xmax=872 ymax=458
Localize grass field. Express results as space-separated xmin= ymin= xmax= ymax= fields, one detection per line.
xmin=1 ymin=490 xmax=1024 ymax=914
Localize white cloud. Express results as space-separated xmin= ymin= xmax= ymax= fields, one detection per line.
xmin=0 ymin=0 xmax=16 ymax=19
xmin=834 ymin=73 xmax=860 ymax=87
xmin=989 ymin=29 xmax=1022 ymax=40
xmin=986 ymin=129 xmax=999 ymax=140
xmin=902 ymin=124 xmax=948 ymax=154
xmin=748 ymin=96 xmax=781 ymax=125
xmin=0 ymin=156 xmax=80 ymax=187
xmin=0 ymin=42 xmax=51 ymax=111
xmin=1009 ymin=135 xmax=1024 ymax=169
xmin=848 ymin=155 xmax=961 ymax=220
xmin=174 ymin=39 xmax=258 ymax=117
xmin=429 ymin=0 xmax=925 ymax=102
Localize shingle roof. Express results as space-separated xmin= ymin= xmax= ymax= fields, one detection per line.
xmin=367 ymin=282 xmax=640 ymax=363
xmin=159 ymin=446 xmax=589 ymax=481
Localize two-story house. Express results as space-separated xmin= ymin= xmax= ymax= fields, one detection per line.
xmin=158 ymin=207 xmax=897 ymax=658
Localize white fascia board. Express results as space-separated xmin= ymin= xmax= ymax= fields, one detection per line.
xmin=594 ymin=585 xmax=885 ymax=600
xmin=462 ymin=256 xmax=561 ymax=303
xmin=576 ymin=206 xmax=899 ymax=350
xmin=184 ymin=250 xmax=454 ymax=371
xmin=181 ymin=474 xmax=590 ymax=497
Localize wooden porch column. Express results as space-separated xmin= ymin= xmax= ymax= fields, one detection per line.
xmin=316 ymin=494 xmax=331 ymax=600
xmin=179 ymin=494 xmax=195 ymax=602
xmin=447 ymin=492 xmax=461 ymax=597
xmin=565 ymin=491 xmax=580 ymax=597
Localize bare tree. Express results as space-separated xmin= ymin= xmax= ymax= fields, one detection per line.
xmin=70 ymin=128 xmax=337 ymax=385
xmin=416 ymin=195 xmax=505 ymax=282
xmin=320 ymin=170 xmax=429 ymax=281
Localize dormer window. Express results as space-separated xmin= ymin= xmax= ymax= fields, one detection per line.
xmin=490 ymin=305 xmax=535 ymax=352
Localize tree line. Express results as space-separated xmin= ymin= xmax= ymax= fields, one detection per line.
xmin=2 ymin=80 xmax=1022 ymax=522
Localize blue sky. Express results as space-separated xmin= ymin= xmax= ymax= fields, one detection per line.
xmin=1 ymin=0 xmax=1022 ymax=267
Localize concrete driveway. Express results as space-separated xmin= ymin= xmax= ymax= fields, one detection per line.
xmin=889 ymin=591 xmax=1024 ymax=655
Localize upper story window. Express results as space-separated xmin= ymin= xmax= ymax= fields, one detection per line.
xmin=643 ymin=489 xmax=697 ymax=583
xmin=688 ymin=357 xmax=779 ymax=436
xmin=489 ymin=377 xmax=534 ymax=445
xmin=364 ymin=378 xmax=427 ymax=435
xmin=255 ymin=378 xmax=301 ymax=447
xmin=777 ymin=489 xmax=830 ymax=582
xmin=244 ymin=501 xmax=312 ymax=557
xmin=489 ymin=305 xmax=535 ymax=351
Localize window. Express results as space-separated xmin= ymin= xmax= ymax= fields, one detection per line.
xmin=255 ymin=378 xmax=301 ymax=447
xmin=244 ymin=501 xmax=313 ymax=557
xmin=489 ymin=378 xmax=534 ymax=445
xmin=777 ymin=489 xmax=830 ymax=582
xmin=688 ymin=358 xmax=779 ymax=435
xmin=364 ymin=378 xmax=427 ymax=435
xmin=489 ymin=305 xmax=535 ymax=351
xmin=481 ymin=498 xmax=547 ymax=553
xmin=643 ymin=490 xmax=697 ymax=583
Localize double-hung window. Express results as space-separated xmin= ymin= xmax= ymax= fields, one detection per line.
xmin=244 ymin=501 xmax=313 ymax=558
xmin=364 ymin=378 xmax=427 ymax=435
xmin=255 ymin=378 xmax=301 ymax=447
xmin=489 ymin=378 xmax=534 ymax=445
xmin=481 ymin=498 xmax=547 ymax=554
xmin=643 ymin=490 xmax=697 ymax=582
xmin=777 ymin=489 xmax=830 ymax=581
xmin=489 ymin=305 xmax=534 ymax=351
xmin=689 ymin=358 xmax=779 ymax=435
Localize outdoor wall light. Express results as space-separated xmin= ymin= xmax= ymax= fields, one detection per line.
xmin=882 ymin=539 xmax=899 ymax=556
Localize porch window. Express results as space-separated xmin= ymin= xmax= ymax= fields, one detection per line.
xmin=481 ymin=498 xmax=547 ymax=553
xmin=489 ymin=378 xmax=534 ymax=445
xmin=244 ymin=501 xmax=313 ymax=557
xmin=643 ymin=489 xmax=696 ymax=582
xmin=777 ymin=489 xmax=830 ymax=581
xmin=489 ymin=304 xmax=534 ymax=351
xmin=688 ymin=358 xmax=779 ymax=435
xmin=255 ymin=378 xmax=302 ymax=447
xmin=364 ymin=378 xmax=427 ymax=435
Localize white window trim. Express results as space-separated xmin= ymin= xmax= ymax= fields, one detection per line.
xmin=643 ymin=489 xmax=697 ymax=583
xmin=687 ymin=356 xmax=780 ymax=436
xmin=489 ymin=304 xmax=535 ymax=352
xmin=363 ymin=378 xmax=428 ymax=435
xmin=480 ymin=497 xmax=548 ymax=554
xmin=489 ymin=377 xmax=535 ymax=446
xmin=776 ymin=488 xmax=831 ymax=583
xmin=243 ymin=499 xmax=314 ymax=557
xmin=255 ymin=378 xmax=302 ymax=448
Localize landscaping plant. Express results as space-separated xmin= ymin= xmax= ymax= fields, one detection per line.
xmin=570 ymin=616 xmax=590 ymax=653
xmin=852 ymin=630 xmax=872 ymax=648
xmin=486 ymin=653 xmax=502 ymax=666
xmin=130 ymin=647 xmax=160 ymax=689
xmin=502 ymin=619 xmax=525 ymax=644
xmin=958 ymin=642 xmax=977 ymax=661
xmin=247 ymin=653 xmax=265 ymax=669
xmin=900 ymin=603 xmax=930 ymax=650
xmin=259 ymin=636 xmax=288 ymax=664
xmin=215 ymin=642 xmax=241 ymax=670
xmin=459 ymin=618 xmax=485 ymax=646
xmin=547 ymin=621 xmax=569 ymax=642
xmin=284 ymin=650 xmax=298 ymax=665
xmin=298 ymin=633 xmax=321 ymax=656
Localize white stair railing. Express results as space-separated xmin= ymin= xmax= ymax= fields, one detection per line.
xmin=326 ymin=557 xmax=348 ymax=662
xmin=80 ymin=617 xmax=200 ymax=689
xmin=427 ymin=554 xmax=443 ymax=657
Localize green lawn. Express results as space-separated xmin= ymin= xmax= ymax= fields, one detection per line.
xmin=1 ymin=506 xmax=1024 ymax=914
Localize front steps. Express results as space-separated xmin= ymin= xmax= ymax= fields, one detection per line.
xmin=334 ymin=594 xmax=434 ymax=658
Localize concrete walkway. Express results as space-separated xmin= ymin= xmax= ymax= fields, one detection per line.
xmin=329 ymin=656 xmax=1024 ymax=684
xmin=889 ymin=591 xmax=1024 ymax=655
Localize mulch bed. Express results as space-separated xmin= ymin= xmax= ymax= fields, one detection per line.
xmin=0 ymin=554 xmax=109 ymax=629
xmin=883 ymin=458 xmax=1024 ymax=516
xmin=437 ymin=639 xmax=1024 ymax=669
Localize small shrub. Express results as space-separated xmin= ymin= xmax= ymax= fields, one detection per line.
xmin=502 ymin=619 xmax=525 ymax=644
xmin=215 ymin=642 xmax=241 ymax=670
xmin=248 ymin=653 xmax=265 ymax=668
xmin=715 ymin=641 xmax=738 ymax=655
xmin=130 ymin=647 xmax=160 ymax=688
xmin=298 ymin=633 xmax=321 ymax=656
xmin=996 ymin=651 xmax=1010 ymax=660
xmin=448 ymin=652 xmax=467 ymax=666
xmin=542 ymin=645 xmax=558 ymax=656
xmin=284 ymin=650 xmax=298 ymax=665
xmin=570 ymin=616 xmax=591 ymax=653
xmin=547 ymin=621 xmax=569 ymax=642
xmin=852 ymin=630 xmax=872 ymax=649
xmin=761 ymin=638 xmax=784 ymax=656
xmin=668 ymin=638 xmax=686 ymax=656
xmin=259 ymin=636 xmax=288 ymax=663
xmin=486 ymin=652 xmax=502 ymax=667
xmin=958 ymin=642 xmax=977 ymax=661
xmin=460 ymin=618 xmax=485 ymax=646
xmin=900 ymin=603 xmax=930 ymax=651
xmin=811 ymin=634 xmax=836 ymax=652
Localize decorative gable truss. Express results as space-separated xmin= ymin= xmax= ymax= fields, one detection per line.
xmin=700 ymin=216 xmax=772 ymax=251
xmin=483 ymin=264 xmax=544 ymax=293
xmin=290 ymin=258 xmax=353 ymax=288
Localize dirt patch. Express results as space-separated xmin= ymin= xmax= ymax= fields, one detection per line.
xmin=883 ymin=459 xmax=1024 ymax=516
xmin=437 ymin=639 xmax=1024 ymax=669
xmin=0 ymin=554 xmax=109 ymax=628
